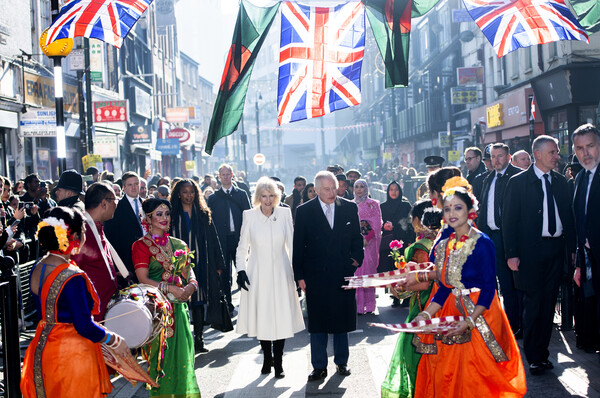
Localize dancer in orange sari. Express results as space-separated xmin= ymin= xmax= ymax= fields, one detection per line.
xmin=412 ymin=187 xmax=526 ymax=398
xmin=21 ymin=207 xmax=129 ymax=398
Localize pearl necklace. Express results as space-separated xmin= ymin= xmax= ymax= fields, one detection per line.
xmin=48 ymin=252 xmax=70 ymax=264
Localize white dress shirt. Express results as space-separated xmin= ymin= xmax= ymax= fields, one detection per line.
xmin=318 ymin=197 xmax=335 ymax=229
xmin=125 ymin=194 xmax=144 ymax=222
xmin=486 ymin=165 xmax=509 ymax=231
xmin=533 ymin=164 xmax=563 ymax=237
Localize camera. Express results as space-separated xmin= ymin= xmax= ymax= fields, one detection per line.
xmin=19 ymin=202 xmax=34 ymax=210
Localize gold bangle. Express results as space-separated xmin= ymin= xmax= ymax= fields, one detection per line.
xmin=465 ymin=316 xmax=476 ymax=330
xmin=418 ymin=311 xmax=431 ymax=320
xmin=414 ymin=272 xmax=421 ymax=283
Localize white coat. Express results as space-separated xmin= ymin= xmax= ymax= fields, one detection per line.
xmin=235 ymin=206 xmax=305 ymax=340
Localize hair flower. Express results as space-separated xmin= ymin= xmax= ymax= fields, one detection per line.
xmin=36 ymin=217 xmax=70 ymax=253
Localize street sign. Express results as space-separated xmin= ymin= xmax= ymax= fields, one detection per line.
xmin=451 ymin=86 xmax=478 ymax=105
xmin=185 ymin=160 xmax=195 ymax=171
xmin=457 ymin=67 xmax=484 ymax=85
xmin=448 ymin=150 xmax=461 ymax=162
xmin=438 ymin=132 xmax=450 ymax=148
xmin=69 ymin=49 xmax=85 ymax=71
xmin=253 ymin=153 xmax=266 ymax=166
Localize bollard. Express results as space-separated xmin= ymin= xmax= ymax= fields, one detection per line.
xmin=0 ymin=255 xmax=22 ymax=398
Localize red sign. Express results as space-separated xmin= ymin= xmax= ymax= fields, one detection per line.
xmin=253 ymin=153 xmax=266 ymax=166
xmin=94 ymin=100 xmax=127 ymax=123
xmin=167 ymin=127 xmax=191 ymax=143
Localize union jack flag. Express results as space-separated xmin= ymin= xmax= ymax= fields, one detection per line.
xmin=45 ymin=0 xmax=153 ymax=48
xmin=462 ymin=0 xmax=588 ymax=57
xmin=277 ymin=1 xmax=365 ymax=125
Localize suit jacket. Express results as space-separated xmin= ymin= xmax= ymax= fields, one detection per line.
xmin=478 ymin=164 xmax=521 ymax=234
xmin=502 ymin=166 xmax=576 ymax=290
xmin=207 ymin=187 xmax=251 ymax=254
xmin=103 ymin=196 xmax=144 ymax=281
xmin=472 ymin=170 xmax=491 ymax=203
xmin=573 ymin=167 xmax=600 ymax=291
xmin=292 ymin=197 xmax=364 ymax=333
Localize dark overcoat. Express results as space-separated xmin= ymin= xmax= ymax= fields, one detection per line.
xmin=207 ymin=187 xmax=251 ymax=254
xmin=104 ymin=196 xmax=144 ymax=282
xmin=477 ymin=163 xmax=521 ymax=233
xmin=573 ymin=167 xmax=600 ymax=292
xmin=292 ymin=197 xmax=364 ymax=333
xmin=502 ymin=166 xmax=576 ymax=291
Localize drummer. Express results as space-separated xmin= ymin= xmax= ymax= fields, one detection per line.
xmin=73 ymin=182 xmax=127 ymax=320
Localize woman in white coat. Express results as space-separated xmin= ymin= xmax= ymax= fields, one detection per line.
xmin=235 ymin=177 xmax=305 ymax=378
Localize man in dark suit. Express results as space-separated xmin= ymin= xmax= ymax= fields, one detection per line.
xmin=207 ymin=164 xmax=251 ymax=312
xmin=478 ymin=143 xmax=523 ymax=337
xmin=464 ymin=146 xmax=487 ymax=185
xmin=104 ymin=171 xmax=145 ymax=284
xmin=503 ymin=135 xmax=576 ymax=375
xmin=571 ymin=124 xmax=600 ymax=355
xmin=293 ymin=171 xmax=364 ymax=382
xmin=472 ymin=144 xmax=493 ymax=202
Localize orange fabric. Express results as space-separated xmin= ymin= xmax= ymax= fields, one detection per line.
xmin=414 ymin=252 xmax=526 ymax=398
xmin=411 ymin=248 xmax=430 ymax=264
xmin=20 ymin=263 xmax=112 ymax=398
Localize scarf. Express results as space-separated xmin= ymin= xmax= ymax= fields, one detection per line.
xmin=353 ymin=179 xmax=369 ymax=204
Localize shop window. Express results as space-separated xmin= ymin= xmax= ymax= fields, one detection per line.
xmin=578 ymin=105 xmax=597 ymax=126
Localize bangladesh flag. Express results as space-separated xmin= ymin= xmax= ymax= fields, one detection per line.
xmin=205 ymin=0 xmax=279 ymax=155
xmin=571 ymin=0 xmax=600 ymax=33
xmin=363 ymin=0 xmax=439 ymax=88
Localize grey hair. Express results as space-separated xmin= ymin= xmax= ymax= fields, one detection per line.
xmin=314 ymin=171 xmax=338 ymax=190
xmin=218 ymin=163 xmax=234 ymax=174
xmin=532 ymin=135 xmax=558 ymax=153
xmin=572 ymin=123 xmax=600 ymax=141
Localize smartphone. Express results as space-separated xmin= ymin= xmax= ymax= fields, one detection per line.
xmin=10 ymin=219 xmax=20 ymax=228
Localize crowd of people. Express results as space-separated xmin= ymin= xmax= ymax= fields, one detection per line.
xmin=5 ymin=123 xmax=600 ymax=397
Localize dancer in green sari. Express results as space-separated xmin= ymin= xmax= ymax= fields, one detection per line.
xmin=381 ymin=200 xmax=442 ymax=398
xmin=132 ymin=198 xmax=201 ymax=397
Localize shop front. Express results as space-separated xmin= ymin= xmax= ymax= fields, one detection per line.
xmin=470 ymin=87 xmax=544 ymax=154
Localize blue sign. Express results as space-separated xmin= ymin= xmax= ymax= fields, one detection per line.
xmin=156 ymin=138 xmax=180 ymax=155
xmin=452 ymin=9 xmax=472 ymax=23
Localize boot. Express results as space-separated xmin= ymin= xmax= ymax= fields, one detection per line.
xmin=259 ymin=340 xmax=273 ymax=375
xmin=273 ymin=339 xmax=285 ymax=379
xmin=192 ymin=306 xmax=208 ymax=353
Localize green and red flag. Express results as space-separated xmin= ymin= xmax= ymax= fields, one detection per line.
xmin=205 ymin=0 xmax=279 ymax=155
xmin=363 ymin=0 xmax=439 ymax=88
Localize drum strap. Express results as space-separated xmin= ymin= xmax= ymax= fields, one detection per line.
xmin=84 ymin=212 xmax=130 ymax=279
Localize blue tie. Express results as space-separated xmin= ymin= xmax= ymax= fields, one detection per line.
xmin=134 ymin=198 xmax=142 ymax=231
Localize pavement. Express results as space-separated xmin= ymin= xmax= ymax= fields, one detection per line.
xmin=15 ymin=289 xmax=600 ymax=398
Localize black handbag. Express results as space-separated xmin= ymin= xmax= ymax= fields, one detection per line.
xmin=210 ymin=279 xmax=233 ymax=333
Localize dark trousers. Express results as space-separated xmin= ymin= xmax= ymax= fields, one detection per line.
xmin=521 ymin=238 xmax=564 ymax=364
xmin=310 ymin=333 xmax=349 ymax=369
xmin=488 ymin=229 xmax=523 ymax=332
xmin=220 ymin=234 xmax=238 ymax=308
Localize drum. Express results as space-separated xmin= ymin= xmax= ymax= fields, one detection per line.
xmin=104 ymin=284 xmax=171 ymax=349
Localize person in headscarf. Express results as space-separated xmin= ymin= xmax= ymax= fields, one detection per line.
xmin=353 ymin=179 xmax=382 ymax=314
xmin=378 ymin=181 xmax=416 ymax=307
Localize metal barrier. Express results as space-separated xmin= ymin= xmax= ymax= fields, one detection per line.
xmin=0 ymin=256 xmax=22 ymax=398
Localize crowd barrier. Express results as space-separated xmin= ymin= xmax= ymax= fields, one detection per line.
xmin=0 ymin=257 xmax=22 ymax=398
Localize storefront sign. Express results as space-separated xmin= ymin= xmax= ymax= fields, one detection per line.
xmin=487 ymin=103 xmax=504 ymax=128
xmin=188 ymin=106 xmax=202 ymax=125
xmin=24 ymin=72 xmax=78 ymax=113
xmin=167 ymin=127 xmax=191 ymax=143
xmin=457 ymin=67 xmax=484 ymax=85
xmin=134 ymin=86 xmax=152 ymax=118
xmin=90 ymin=39 xmax=104 ymax=82
xmin=166 ymin=107 xmax=191 ymax=123
xmin=156 ymin=138 xmax=180 ymax=155
xmin=128 ymin=125 xmax=151 ymax=144
xmin=19 ymin=108 xmax=57 ymax=137
xmin=94 ymin=100 xmax=128 ymax=122
xmin=185 ymin=160 xmax=195 ymax=171
xmin=94 ymin=135 xmax=119 ymax=159
xmin=438 ymin=132 xmax=450 ymax=148
xmin=451 ymin=86 xmax=478 ymax=104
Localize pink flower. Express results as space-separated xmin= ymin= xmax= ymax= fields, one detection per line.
xmin=389 ymin=240 xmax=404 ymax=250
xmin=174 ymin=249 xmax=186 ymax=257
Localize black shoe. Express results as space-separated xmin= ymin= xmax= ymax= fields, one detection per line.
xmin=274 ymin=358 xmax=285 ymax=379
xmin=529 ymin=362 xmax=545 ymax=375
xmin=336 ymin=364 xmax=351 ymax=376
xmin=194 ymin=337 xmax=209 ymax=353
xmin=261 ymin=358 xmax=273 ymax=375
xmin=540 ymin=360 xmax=553 ymax=370
xmin=307 ymin=368 xmax=327 ymax=382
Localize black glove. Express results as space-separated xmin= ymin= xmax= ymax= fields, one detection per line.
xmin=236 ymin=270 xmax=250 ymax=291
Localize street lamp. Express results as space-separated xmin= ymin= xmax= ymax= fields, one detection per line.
xmin=255 ymin=91 xmax=262 ymax=175
xmin=39 ymin=27 xmax=73 ymax=175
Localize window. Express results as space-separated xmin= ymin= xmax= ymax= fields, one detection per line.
xmin=511 ymin=51 xmax=519 ymax=79
xmin=524 ymin=47 xmax=532 ymax=71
